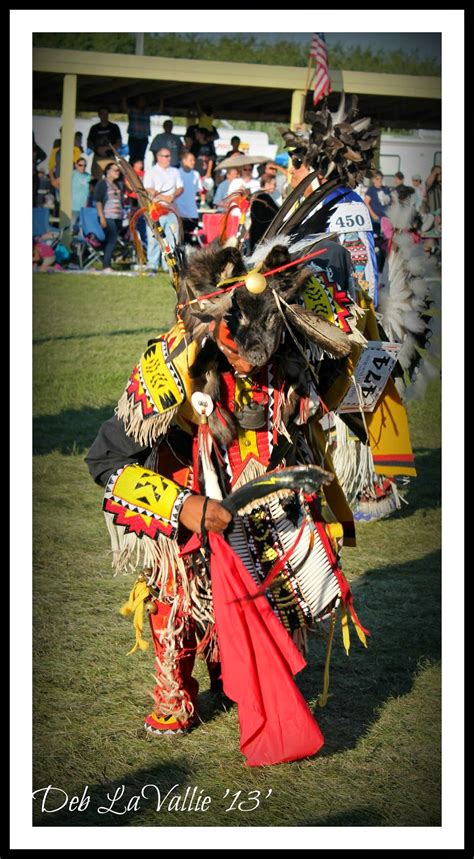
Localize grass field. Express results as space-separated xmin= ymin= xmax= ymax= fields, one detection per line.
xmin=32 ymin=272 xmax=441 ymax=829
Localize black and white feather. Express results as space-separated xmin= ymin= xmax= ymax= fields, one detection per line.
xmin=378 ymin=200 xmax=441 ymax=400
xmin=280 ymin=93 xmax=379 ymax=188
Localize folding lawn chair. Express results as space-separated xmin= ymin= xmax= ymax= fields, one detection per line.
xmin=70 ymin=207 xmax=106 ymax=270
xmin=33 ymin=207 xmax=71 ymax=264
xmin=32 ymin=207 xmax=70 ymax=246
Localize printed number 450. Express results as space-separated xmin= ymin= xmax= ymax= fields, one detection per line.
xmin=335 ymin=214 xmax=366 ymax=229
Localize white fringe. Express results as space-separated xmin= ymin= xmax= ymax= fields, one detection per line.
xmin=355 ymin=491 xmax=401 ymax=520
xmin=189 ymin=575 xmax=215 ymax=627
xmin=330 ymin=414 xmax=376 ymax=506
xmin=274 ymin=390 xmax=293 ymax=442
xmin=116 ymin=390 xmax=178 ymax=445
xmin=236 ymin=487 xmax=294 ymax=517
xmin=107 ymin=521 xmax=191 ymax=609
xmin=152 ymin=607 xmax=194 ymax=722
xmin=232 ymin=458 xmax=268 ymax=490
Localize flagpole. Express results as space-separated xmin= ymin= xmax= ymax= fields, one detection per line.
xmin=300 ymin=55 xmax=315 ymax=125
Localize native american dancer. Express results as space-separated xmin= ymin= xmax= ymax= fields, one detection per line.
xmin=377 ymin=188 xmax=441 ymax=402
xmin=277 ymin=94 xmax=418 ymax=522
xmin=86 ymin=157 xmax=371 ymax=766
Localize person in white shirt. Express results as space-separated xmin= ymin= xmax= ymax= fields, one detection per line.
xmin=175 ymin=150 xmax=203 ymax=242
xmin=227 ymin=168 xmax=247 ymax=215
xmin=411 ymin=174 xmax=426 ymax=211
xmin=143 ymin=147 xmax=183 ymax=271
xmin=241 ymin=163 xmax=260 ymax=193
xmin=213 ymin=166 xmax=242 ymax=210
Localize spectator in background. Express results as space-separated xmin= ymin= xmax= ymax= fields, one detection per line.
xmin=123 ymin=158 xmax=145 ymax=203
xmin=71 ymin=156 xmax=91 ymax=222
xmin=190 ymin=128 xmax=216 ymax=178
xmin=248 ymin=175 xmax=280 ymax=251
xmin=364 ymin=171 xmax=392 ymax=234
xmin=149 ymin=120 xmax=184 ymax=168
xmin=175 ymin=149 xmax=202 ymax=242
xmin=183 ymin=132 xmax=195 ymax=151
xmin=213 ymin=166 xmax=241 ymax=209
xmin=33 ymin=133 xmax=46 ymax=170
xmin=226 ymin=166 xmax=247 ymax=215
xmin=35 ymin=168 xmax=54 ymax=209
xmin=75 ymin=131 xmax=84 ymax=153
xmin=94 ymin=162 xmax=125 ymax=274
xmin=196 ymin=103 xmax=220 ymax=143
xmin=225 ymin=136 xmax=245 ymax=158
xmin=86 ymin=178 xmax=98 ymax=209
xmin=355 ymin=174 xmax=370 ymax=202
xmin=186 ymin=109 xmax=219 ymax=147
xmin=424 ymin=165 xmax=441 ymax=215
xmin=87 ymin=108 xmax=122 ymax=181
xmin=122 ymin=94 xmax=156 ymax=165
xmin=191 ymin=128 xmax=216 ymax=204
xmin=241 ymin=163 xmax=260 ymax=193
xmin=33 ymin=134 xmax=47 ymax=206
xmin=33 ymin=239 xmax=59 ymax=272
xmin=392 ymin=170 xmax=405 ymax=189
xmin=287 ymin=149 xmax=313 ymax=192
xmin=364 ymin=171 xmax=392 ymax=274
xmin=411 ymin=174 xmax=426 ymax=211
xmin=391 ymin=171 xmax=411 ymax=202
xmin=258 ymin=161 xmax=286 ymax=205
xmin=48 ymin=131 xmax=83 ymax=192
xmin=213 ymin=166 xmax=227 ymax=189
xmin=132 ymin=159 xmax=144 ymax=179
xmin=143 ymin=147 xmax=183 ymax=272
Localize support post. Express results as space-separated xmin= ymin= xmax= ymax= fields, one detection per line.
xmin=290 ymin=89 xmax=307 ymax=131
xmin=58 ymin=73 xmax=77 ymax=243
xmin=288 ymin=90 xmax=307 ymax=185
xmin=373 ymin=128 xmax=382 ymax=170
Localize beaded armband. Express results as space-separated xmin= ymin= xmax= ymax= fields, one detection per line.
xmin=116 ymin=324 xmax=198 ymax=447
xmin=103 ymin=464 xmax=191 ymax=540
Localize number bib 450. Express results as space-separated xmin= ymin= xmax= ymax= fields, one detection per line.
xmin=328 ymin=202 xmax=373 ymax=234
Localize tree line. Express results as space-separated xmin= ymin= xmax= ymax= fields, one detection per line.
xmin=33 ymin=33 xmax=440 ymax=77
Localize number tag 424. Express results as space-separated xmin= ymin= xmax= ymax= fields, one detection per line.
xmin=337 ymin=341 xmax=402 ymax=413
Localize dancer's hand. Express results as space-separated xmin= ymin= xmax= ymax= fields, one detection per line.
xmin=179 ymin=495 xmax=232 ymax=534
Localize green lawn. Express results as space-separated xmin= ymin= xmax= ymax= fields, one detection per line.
xmin=32 ymin=273 xmax=441 ymax=828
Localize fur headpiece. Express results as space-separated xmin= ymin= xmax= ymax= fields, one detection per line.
xmin=281 ymin=93 xmax=378 ymax=187
xmin=115 ymin=148 xmax=351 ymax=368
xmin=179 ymin=239 xmax=351 ymax=368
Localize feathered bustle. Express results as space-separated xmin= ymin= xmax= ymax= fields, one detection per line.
xmin=377 ymin=205 xmax=441 ymax=399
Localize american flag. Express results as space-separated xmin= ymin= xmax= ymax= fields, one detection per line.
xmin=309 ymin=33 xmax=332 ymax=105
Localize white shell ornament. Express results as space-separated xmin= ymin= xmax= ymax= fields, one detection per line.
xmin=245 ymin=272 xmax=267 ymax=294
xmin=191 ymin=391 xmax=214 ymax=417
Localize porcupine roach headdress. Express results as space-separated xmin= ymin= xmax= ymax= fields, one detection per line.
xmin=280 ymin=92 xmax=379 ymax=187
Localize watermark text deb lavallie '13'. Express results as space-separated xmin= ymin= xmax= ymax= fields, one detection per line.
xmin=32 ymin=784 xmax=274 ymax=815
